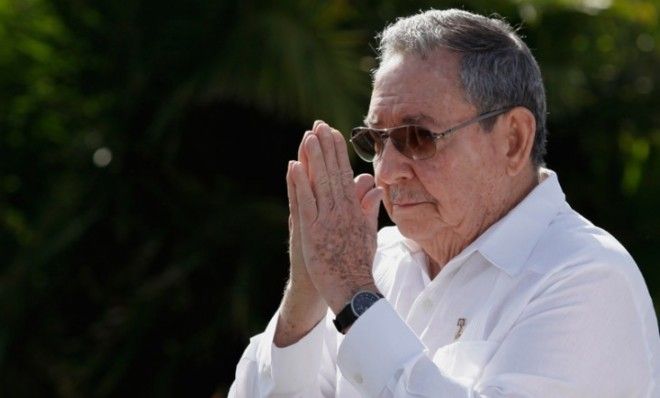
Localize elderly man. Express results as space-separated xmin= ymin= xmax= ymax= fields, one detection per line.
xmin=229 ymin=8 xmax=660 ymax=397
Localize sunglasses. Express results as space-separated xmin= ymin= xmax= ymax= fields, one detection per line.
xmin=350 ymin=107 xmax=511 ymax=162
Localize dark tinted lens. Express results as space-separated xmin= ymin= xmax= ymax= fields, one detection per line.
xmin=389 ymin=126 xmax=436 ymax=160
xmin=350 ymin=128 xmax=381 ymax=162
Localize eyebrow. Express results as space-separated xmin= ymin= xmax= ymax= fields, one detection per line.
xmin=363 ymin=113 xmax=438 ymax=128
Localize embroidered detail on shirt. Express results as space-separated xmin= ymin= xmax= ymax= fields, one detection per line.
xmin=454 ymin=318 xmax=466 ymax=340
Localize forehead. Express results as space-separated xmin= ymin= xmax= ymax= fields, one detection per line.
xmin=367 ymin=50 xmax=471 ymax=127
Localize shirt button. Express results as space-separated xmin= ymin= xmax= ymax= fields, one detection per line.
xmin=354 ymin=373 xmax=364 ymax=384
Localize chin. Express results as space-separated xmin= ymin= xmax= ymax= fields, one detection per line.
xmin=393 ymin=218 xmax=434 ymax=241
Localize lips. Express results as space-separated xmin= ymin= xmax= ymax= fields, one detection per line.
xmin=392 ymin=201 xmax=433 ymax=209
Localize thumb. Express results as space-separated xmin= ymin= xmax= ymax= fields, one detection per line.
xmin=361 ymin=186 xmax=383 ymax=231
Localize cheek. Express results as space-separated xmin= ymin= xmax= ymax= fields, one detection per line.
xmin=413 ymin=155 xmax=459 ymax=199
xmin=415 ymin=149 xmax=482 ymax=211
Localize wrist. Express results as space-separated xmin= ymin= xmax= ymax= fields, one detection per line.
xmin=284 ymin=281 xmax=326 ymax=310
xmin=329 ymin=282 xmax=380 ymax=315
xmin=275 ymin=287 xmax=327 ymax=347
xmin=332 ymin=289 xmax=384 ymax=334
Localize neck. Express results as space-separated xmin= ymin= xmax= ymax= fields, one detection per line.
xmin=421 ymin=168 xmax=540 ymax=279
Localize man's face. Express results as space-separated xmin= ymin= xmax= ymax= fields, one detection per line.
xmin=367 ymin=50 xmax=508 ymax=244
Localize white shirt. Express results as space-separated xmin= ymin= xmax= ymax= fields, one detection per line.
xmin=229 ymin=169 xmax=660 ymax=397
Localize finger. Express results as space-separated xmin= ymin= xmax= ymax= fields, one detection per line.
xmin=291 ymin=161 xmax=318 ymax=224
xmin=313 ymin=120 xmax=324 ymax=131
xmin=304 ymin=134 xmax=332 ymax=216
xmin=332 ymin=129 xmax=355 ymax=200
xmin=314 ymin=123 xmax=343 ymax=203
xmin=361 ymin=186 xmax=383 ymax=231
xmin=298 ymin=130 xmax=312 ymax=173
xmin=354 ymin=173 xmax=375 ymax=203
xmin=287 ymin=161 xmax=304 ymax=270
xmin=286 ymin=160 xmax=299 ymax=224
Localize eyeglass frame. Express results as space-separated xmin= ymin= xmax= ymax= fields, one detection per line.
xmin=349 ymin=106 xmax=513 ymax=162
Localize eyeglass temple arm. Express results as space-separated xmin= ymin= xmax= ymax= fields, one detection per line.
xmin=441 ymin=107 xmax=512 ymax=135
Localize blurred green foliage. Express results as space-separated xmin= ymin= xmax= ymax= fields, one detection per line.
xmin=0 ymin=0 xmax=657 ymax=396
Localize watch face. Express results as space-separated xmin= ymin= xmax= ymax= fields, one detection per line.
xmin=351 ymin=292 xmax=381 ymax=316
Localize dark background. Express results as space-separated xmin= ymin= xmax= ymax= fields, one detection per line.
xmin=0 ymin=0 xmax=658 ymax=396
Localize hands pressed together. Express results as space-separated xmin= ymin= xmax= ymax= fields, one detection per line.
xmin=275 ymin=121 xmax=383 ymax=347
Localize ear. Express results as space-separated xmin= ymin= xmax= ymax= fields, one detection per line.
xmin=500 ymin=107 xmax=536 ymax=176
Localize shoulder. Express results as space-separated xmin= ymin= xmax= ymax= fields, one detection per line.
xmin=529 ymin=207 xmax=637 ymax=277
xmin=526 ymin=207 xmax=654 ymax=316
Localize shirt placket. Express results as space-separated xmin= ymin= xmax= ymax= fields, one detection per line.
xmin=405 ymin=255 xmax=466 ymax=337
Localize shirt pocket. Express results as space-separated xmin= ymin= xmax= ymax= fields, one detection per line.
xmin=432 ymin=340 xmax=499 ymax=387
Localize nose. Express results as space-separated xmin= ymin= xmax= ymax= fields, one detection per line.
xmin=374 ymin=139 xmax=414 ymax=185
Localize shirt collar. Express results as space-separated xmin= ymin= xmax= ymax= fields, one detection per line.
xmin=472 ymin=168 xmax=567 ymax=277
xmin=402 ymin=236 xmax=422 ymax=253
xmin=397 ymin=168 xmax=567 ymax=278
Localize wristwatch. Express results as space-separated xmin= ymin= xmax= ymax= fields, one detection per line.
xmin=333 ymin=290 xmax=384 ymax=334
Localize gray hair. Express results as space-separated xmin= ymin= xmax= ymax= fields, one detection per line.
xmin=376 ymin=8 xmax=547 ymax=167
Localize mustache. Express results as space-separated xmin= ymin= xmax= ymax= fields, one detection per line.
xmin=387 ymin=186 xmax=435 ymax=204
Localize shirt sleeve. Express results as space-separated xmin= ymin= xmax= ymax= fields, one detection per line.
xmin=337 ymin=300 xmax=472 ymax=397
xmin=228 ymin=308 xmax=337 ymax=397
xmin=337 ymin=263 xmax=657 ymax=398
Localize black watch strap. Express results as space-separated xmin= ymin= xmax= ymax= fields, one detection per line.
xmin=333 ymin=291 xmax=384 ymax=334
